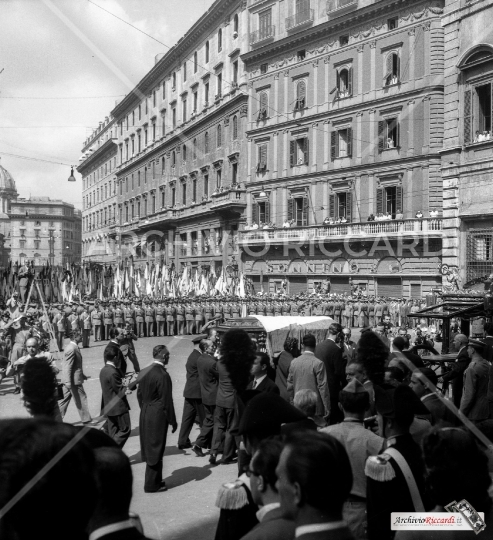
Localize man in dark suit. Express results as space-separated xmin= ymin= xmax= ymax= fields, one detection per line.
xmin=118 ymin=322 xmax=140 ymax=373
xmin=58 ymin=331 xmax=92 ymax=423
xmin=341 ymin=328 xmax=357 ymax=364
xmin=440 ymin=333 xmax=470 ymax=407
xmin=88 ymin=447 xmax=153 ymax=540
xmin=128 ymin=345 xmax=177 ymax=493
xmin=192 ymin=339 xmax=218 ymax=458
xmin=314 ymin=323 xmax=344 ymax=424
xmin=100 ymin=347 xmax=131 ymax=448
xmin=248 ymin=352 xmax=280 ymax=394
xmin=178 ymin=336 xmax=206 ymax=449
xmin=483 ymin=322 xmax=493 ymax=419
xmin=105 ymin=327 xmax=127 ymax=376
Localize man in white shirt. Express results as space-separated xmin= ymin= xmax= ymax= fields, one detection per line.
xmin=248 ymin=352 xmax=280 ymax=394
xmin=276 ymin=431 xmax=353 ymax=540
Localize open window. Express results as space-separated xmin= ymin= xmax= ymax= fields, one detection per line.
xmin=288 ymin=196 xmax=309 ymax=226
xmin=294 ymin=80 xmax=307 ymax=110
xmin=329 ymin=191 xmax=352 ymax=222
xmin=384 ymin=52 xmax=400 ymax=86
xmin=290 ymin=137 xmax=309 ymax=166
xmin=258 ymin=91 xmax=268 ymax=120
xmin=257 ymin=144 xmax=267 ymax=173
xmin=330 ymin=127 xmax=353 ymax=159
xmin=378 ymin=117 xmax=400 ymax=151
xmin=332 ymin=66 xmax=352 ymax=99
xmin=252 ymin=198 xmax=270 ymax=225
xmin=376 ymin=185 xmax=403 ymax=215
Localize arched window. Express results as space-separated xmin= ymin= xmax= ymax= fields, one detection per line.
xmin=336 ymin=67 xmax=352 ymax=98
xmin=384 ymin=52 xmax=400 ymax=86
xmin=258 ymin=91 xmax=268 ymax=119
xmin=172 ymin=150 xmax=176 ymax=167
xmin=193 ymin=138 xmax=197 ymax=160
xmin=183 ymin=144 xmax=187 ymax=162
xmin=234 ymin=14 xmax=239 ymax=35
xmin=205 ymin=131 xmax=209 ymax=154
xmin=232 ymin=116 xmax=238 ymax=140
xmin=218 ymin=28 xmax=222 ymax=51
xmin=217 ymin=124 xmax=222 ymax=148
xmin=294 ymin=80 xmax=306 ymax=110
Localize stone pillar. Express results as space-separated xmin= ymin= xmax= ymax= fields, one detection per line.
xmin=323 ymin=120 xmax=330 ymax=170
xmin=442 ymin=175 xmax=460 ymax=272
xmin=369 ymin=40 xmax=377 ymax=100
xmin=273 ymin=131 xmax=279 ymax=178
xmin=312 ymin=60 xmax=318 ymax=113
xmin=408 ymin=27 xmax=416 ymax=89
xmin=407 ymin=99 xmax=415 ymax=156
xmin=311 ymin=123 xmax=317 ymax=174
xmin=357 ymin=44 xmax=364 ymax=96
xmin=272 ymin=188 xmax=277 ymax=227
xmin=274 ymin=73 xmax=280 ymax=124
xmin=282 ymin=129 xmax=288 ymax=177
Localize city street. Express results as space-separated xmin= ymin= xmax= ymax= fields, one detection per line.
xmin=0 ymin=335 xmax=236 ymax=540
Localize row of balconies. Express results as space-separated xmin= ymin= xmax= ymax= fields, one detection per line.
xmin=239 ymin=218 xmax=443 ymax=246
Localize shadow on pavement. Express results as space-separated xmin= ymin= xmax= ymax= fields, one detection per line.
xmin=129 ymin=450 xmax=142 ymax=464
xmin=162 ymin=465 xmax=212 ymax=489
xmin=129 ymin=445 xmax=185 ymax=465
xmin=129 ymin=425 xmax=140 ymax=438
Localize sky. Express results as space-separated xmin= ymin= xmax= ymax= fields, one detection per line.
xmin=0 ymin=0 xmax=215 ymax=209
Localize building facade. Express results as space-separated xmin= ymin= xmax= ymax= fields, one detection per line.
xmin=78 ymin=115 xmax=119 ymax=263
xmin=238 ymin=0 xmax=445 ymax=296
xmin=110 ymin=0 xmax=249 ymax=278
xmin=441 ymin=0 xmax=493 ymax=288
xmin=10 ymin=197 xmax=82 ymax=266
xmin=0 ymin=159 xmax=19 ymax=267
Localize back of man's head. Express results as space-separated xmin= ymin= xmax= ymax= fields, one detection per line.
xmin=104 ymin=345 xmax=119 ymax=364
xmin=328 ymin=322 xmax=342 ymax=337
xmin=418 ymin=367 xmax=438 ymax=389
xmin=92 ymin=447 xmax=133 ymax=520
xmin=199 ymin=339 xmax=211 ymax=353
xmin=302 ymin=334 xmax=316 ymax=350
xmin=283 ymin=431 xmax=352 ymax=518
xmin=109 ymin=327 xmax=119 ymax=340
xmin=251 ymin=437 xmax=284 ymax=502
xmin=393 ymin=336 xmax=407 ymax=352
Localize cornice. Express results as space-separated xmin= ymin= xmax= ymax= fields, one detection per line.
xmin=77 ymin=138 xmax=118 ymax=174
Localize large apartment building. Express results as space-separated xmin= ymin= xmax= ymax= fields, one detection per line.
xmin=238 ymin=0 xmax=445 ymax=296
xmin=109 ymin=0 xmax=249 ymax=277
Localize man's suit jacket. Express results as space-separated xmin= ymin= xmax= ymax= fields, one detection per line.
xmin=104 ymin=341 xmax=127 ymax=375
xmin=216 ymin=359 xmax=235 ymax=408
xmin=196 ymin=353 xmax=218 ymax=406
xmin=275 ymin=351 xmax=294 ymax=401
xmin=240 ymin=506 xmax=295 ymax=540
xmin=442 ymin=346 xmax=470 ymax=407
xmin=61 ymin=341 xmax=84 ymax=385
xmin=248 ymin=374 xmax=281 ymax=394
xmin=483 ymin=335 xmax=493 ymax=402
xmin=100 ymin=363 xmax=130 ymax=416
xmin=421 ymin=393 xmax=457 ymax=427
xmin=314 ymin=338 xmax=345 ymax=402
xmin=183 ymin=348 xmax=202 ymax=399
xmin=341 ymin=341 xmax=357 ymax=364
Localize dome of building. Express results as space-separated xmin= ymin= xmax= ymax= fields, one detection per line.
xmin=0 ymin=158 xmax=17 ymax=193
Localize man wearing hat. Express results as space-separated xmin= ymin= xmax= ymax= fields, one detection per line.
xmin=135 ymin=302 xmax=145 ymax=338
xmin=322 ymin=379 xmax=384 ymax=540
xmin=166 ymin=301 xmax=176 ymax=336
xmin=177 ymin=335 xmax=205 ymax=450
xmin=156 ymin=300 xmax=166 ymax=337
xmin=128 ymin=345 xmax=177 ymax=493
xmin=145 ymin=300 xmax=155 ymax=338
xmin=80 ymin=304 xmax=92 ymax=349
xmin=113 ymin=301 xmax=125 ymax=329
xmin=103 ymin=302 xmax=114 ymax=341
xmin=365 ymin=385 xmax=429 ymax=540
xmin=91 ymin=302 xmax=103 ymax=342
xmin=460 ymin=338 xmax=490 ymax=422
xmin=440 ymin=333 xmax=470 ymax=408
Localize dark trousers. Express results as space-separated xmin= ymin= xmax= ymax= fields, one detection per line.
xmin=82 ymin=329 xmax=90 ymax=348
xmin=145 ymin=460 xmax=164 ymax=492
xmin=194 ymin=403 xmax=215 ymax=448
xmin=167 ymin=321 xmax=175 ymax=336
xmin=137 ymin=322 xmax=144 ymax=337
xmin=211 ymin=406 xmax=236 ymax=460
xmin=157 ymin=321 xmax=165 ymax=337
xmin=124 ymin=350 xmax=141 ymax=373
xmin=178 ymin=397 xmax=205 ymax=446
xmin=107 ymin=412 xmax=131 ymax=448
xmin=105 ymin=324 xmax=112 ymax=340
xmin=146 ymin=322 xmax=154 ymax=337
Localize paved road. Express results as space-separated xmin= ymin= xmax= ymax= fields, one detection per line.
xmin=0 ymin=335 xmax=236 ymax=540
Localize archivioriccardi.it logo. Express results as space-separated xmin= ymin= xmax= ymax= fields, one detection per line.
xmin=392 ymin=500 xmax=486 ymax=535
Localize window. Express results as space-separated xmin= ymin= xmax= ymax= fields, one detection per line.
xmin=145 ymin=98 xmax=148 ymax=115
xmin=233 ymin=14 xmax=239 ymax=36
xmin=331 ymin=128 xmax=353 ymax=159
xmin=329 ymin=192 xmax=352 ymax=221
xmin=288 ymin=197 xmax=308 ymax=226
xmin=204 ymin=174 xmax=209 ymax=197
xmin=192 ymin=178 xmax=197 ymax=201
xmin=335 ymin=67 xmax=353 ymax=98
xmin=376 ymin=185 xmax=403 ymax=215
xmin=171 ymin=150 xmax=176 ymax=167
xmin=205 ymin=41 xmax=209 ymax=63
xmin=193 ymin=89 xmax=198 ymax=112
xmin=131 ymin=137 xmax=135 ymax=156
xmin=294 ymin=80 xmax=306 ymax=110
xmin=132 ymin=111 xmax=135 ymax=126
xmin=252 ymin=200 xmax=269 ymax=224
xmin=183 ymin=98 xmax=187 ymax=122
xmin=161 ymin=111 xmax=166 ymax=137
xmin=339 ymin=35 xmax=349 ymax=46
xmin=260 ymin=63 xmax=268 ymax=74
xmin=194 ymin=51 xmax=198 ymax=73
xmin=233 ymin=60 xmax=238 ymax=84
xmin=183 ymin=62 xmax=187 ymax=82
xmin=217 ymin=124 xmax=222 ymax=148
xmin=161 ymin=189 xmax=165 ymax=208
xmin=172 ymin=72 xmax=176 ymax=90
xmin=182 ymin=182 xmax=187 ymax=205
xmin=193 ymin=139 xmax=197 ymax=160
xmin=161 ymin=156 xmax=165 ymax=174
xmin=144 ymin=127 xmax=148 ymax=146
xmin=152 ymin=193 xmax=156 ymax=213
xmin=137 ymin=171 xmax=141 ymax=187
xmin=232 ymin=162 xmax=238 ymax=184
xmin=297 ymin=49 xmax=306 ymax=61
xmin=384 ymin=52 xmax=400 ymax=86
xmin=217 ymin=72 xmax=222 ymax=97
xmin=216 ymin=168 xmax=222 ymax=188
xmin=258 ymin=91 xmax=268 ymax=120
xmin=378 ymin=118 xmax=400 ymax=150
xmin=232 ymin=116 xmax=238 ymax=140
xmin=290 ymin=138 xmax=309 ymax=166
xmin=138 ymin=104 xmax=142 ymax=120
xmin=205 ymin=131 xmax=210 ymax=153
xmin=258 ymin=9 xmax=272 ymax=41
xmin=257 ymin=144 xmax=267 ymax=172
xmin=183 ymin=144 xmax=187 ymax=162
xmin=205 ymin=81 xmax=210 ymax=104
xmin=138 ymin=132 xmax=141 ymax=152
xmin=171 ymin=187 xmax=176 ymax=206
xmin=172 ymin=106 xmax=177 ymax=128
xmin=125 ymin=177 xmax=129 ymax=192
xmin=465 ymin=83 xmax=493 ymax=143
xmin=145 ymin=167 xmax=148 ymax=183
xmin=162 ymin=81 xmax=166 ymax=99
xmin=387 ymin=17 xmax=398 ymax=30
xmin=125 ymin=205 xmax=129 ymax=222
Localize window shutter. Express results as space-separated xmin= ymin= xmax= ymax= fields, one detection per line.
xmin=288 ymin=199 xmax=294 ymax=221
xmin=290 ymin=140 xmax=296 ymax=167
xmin=395 ymin=54 xmax=400 ymax=81
xmin=464 ymin=89 xmax=472 ymax=144
xmin=302 ymin=197 xmax=309 ymax=226
xmin=259 ymin=92 xmax=268 ymax=118
xmin=299 ymin=81 xmax=306 ymax=108
xmin=386 ymin=54 xmax=393 ymax=81
xmin=348 ymin=67 xmax=353 ymax=96
xmin=331 ymin=131 xmax=338 ymax=160
xmin=265 ymin=199 xmax=271 ymax=223
xmin=329 ymin=194 xmax=336 ymax=218
xmin=303 ymin=138 xmax=309 ymax=165
xmin=396 ymin=185 xmax=403 ymax=213
xmin=378 ymin=120 xmax=386 ymax=152
xmin=336 ymin=70 xmax=340 ymax=95
xmin=346 ymin=192 xmax=352 ymax=222
xmin=376 ymin=188 xmax=384 ymax=215
xmin=347 ymin=128 xmax=353 ymax=157
xmin=252 ymin=201 xmax=259 ymax=224
xmin=396 ymin=120 xmax=400 ymax=147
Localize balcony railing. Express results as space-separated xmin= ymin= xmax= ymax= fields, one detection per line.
xmin=250 ymin=25 xmax=275 ymax=46
xmin=327 ymin=0 xmax=356 ymax=14
xmin=211 ymin=188 xmax=246 ymax=209
xmin=286 ymin=9 xmax=314 ymax=31
xmin=239 ymin=218 xmax=443 ymax=244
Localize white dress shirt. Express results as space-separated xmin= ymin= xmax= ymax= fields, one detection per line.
xmin=256 ymin=502 xmax=280 ymax=523
xmin=295 ymin=522 xmax=347 ymax=538
xmin=253 ymin=374 xmax=267 ymax=389
xmin=89 ymin=520 xmax=135 ymax=540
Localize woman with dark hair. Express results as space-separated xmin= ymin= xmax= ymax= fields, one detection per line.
xmin=274 ymin=337 xmax=300 ymax=401
xmin=356 ymin=330 xmax=388 ymax=388
xmin=21 ymin=357 xmax=61 ymax=420
xmin=396 ymin=427 xmax=493 ymax=538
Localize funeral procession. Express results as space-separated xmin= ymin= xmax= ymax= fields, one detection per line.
xmin=2 ymin=1 xmax=493 ymax=539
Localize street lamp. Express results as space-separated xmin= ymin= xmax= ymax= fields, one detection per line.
xmin=68 ymin=166 xmax=76 ymax=182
